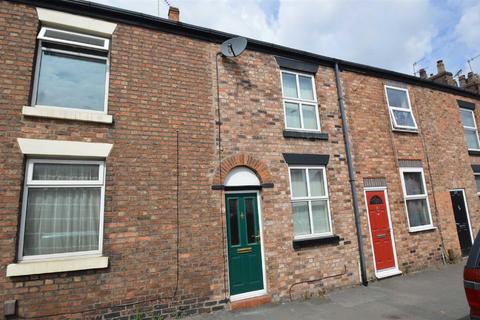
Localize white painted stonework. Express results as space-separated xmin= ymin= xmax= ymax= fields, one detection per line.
xmin=17 ymin=138 xmax=113 ymax=158
xmin=23 ymin=106 xmax=113 ymax=124
xmin=224 ymin=167 xmax=260 ymax=186
xmin=36 ymin=7 xmax=117 ymax=36
xmin=6 ymin=256 xmax=108 ymax=277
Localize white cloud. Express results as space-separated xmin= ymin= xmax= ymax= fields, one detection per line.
xmin=455 ymin=2 xmax=480 ymax=72
xmin=91 ymin=0 xmax=447 ymax=74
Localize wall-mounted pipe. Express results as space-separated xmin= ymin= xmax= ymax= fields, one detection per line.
xmin=334 ymin=62 xmax=368 ymax=286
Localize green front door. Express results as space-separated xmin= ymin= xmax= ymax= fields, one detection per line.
xmin=225 ymin=193 xmax=264 ymax=296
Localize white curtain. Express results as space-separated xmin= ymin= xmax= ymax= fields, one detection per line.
xmin=24 ymin=187 xmax=100 ymax=256
xmin=32 ymin=163 xmax=99 ymax=181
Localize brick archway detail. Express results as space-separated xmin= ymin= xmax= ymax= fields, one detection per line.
xmin=215 ymin=154 xmax=271 ymax=185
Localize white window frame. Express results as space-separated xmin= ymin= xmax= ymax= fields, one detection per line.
xmin=399 ymin=167 xmax=434 ymax=232
xmin=31 ymin=27 xmax=110 ymax=114
xmin=288 ymin=166 xmax=333 ymax=239
xmin=18 ymin=159 xmax=106 ymax=261
xmin=280 ymin=70 xmax=321 ymax=132
xmin=460 ymin=108 xmax=480 ymax=151
xmin=37 ymin=27 xmax=110 ymax=50
xmin=384 ymin=85 xmax=418 ymax=131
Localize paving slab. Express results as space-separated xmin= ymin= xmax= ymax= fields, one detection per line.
xmin=188 ymin=263 xmax=469 ymax=320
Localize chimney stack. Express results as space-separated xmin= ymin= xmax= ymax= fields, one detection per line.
xmin=436 ymin=60 xmax=446 ymax=74
xmin=428 ymin=59 xmax=457 ymax=87
xmin=419 ymin=68 xmax=427 ymax=79
xmin=168 ymin=6 xmax=180 ymax=22
xmin=462 ymin=72 xmax=480 ymax=94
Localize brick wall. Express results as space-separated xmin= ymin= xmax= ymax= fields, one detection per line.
xmin=1 ymin=1 xmax=480 ymax=319
xmin=0 ymin=2 xmax=226 ymax=318
xmin=215 ymin=53 xmax=361 ymax=301
xmin=343 ymin=70 xmax=480 ymax=278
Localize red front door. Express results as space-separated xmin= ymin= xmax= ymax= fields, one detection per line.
xmin=366 ymin=191 xmax=396 ymax=271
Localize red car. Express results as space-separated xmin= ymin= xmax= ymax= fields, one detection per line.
xmin=465 ymin=232 xmax=480 ymax=319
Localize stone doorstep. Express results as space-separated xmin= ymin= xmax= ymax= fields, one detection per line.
xmin=229 ymin=294 xmax=272 ymax=311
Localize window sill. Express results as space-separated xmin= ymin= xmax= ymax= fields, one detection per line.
xmin=283 ymin=130 xmax=328 ymax=140
xmin=6 ymin=256 xmax=108 ymax=277
xmin=468 ymin=150 xmax=480 ymax=156
xmin=22 ymin=106 xmax=113 ymax=124
xmin=392 ymin=128 xmax=418 ymax=134
xmin=293 ymin=235 xmax=340 ymax=249
xmin=408 ymin=226 xmax=437 ymax=233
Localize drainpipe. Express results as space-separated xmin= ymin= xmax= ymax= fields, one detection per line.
xmin=334 ymin=62 xmax=368 ymax=286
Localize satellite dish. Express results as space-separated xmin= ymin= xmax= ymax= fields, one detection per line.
xmin=220 ymin=37 xmax=247 ymax=57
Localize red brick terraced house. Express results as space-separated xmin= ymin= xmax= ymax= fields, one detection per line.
xmin=1 ymin=0 xmax=480 ymax=318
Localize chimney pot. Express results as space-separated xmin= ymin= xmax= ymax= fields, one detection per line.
xmin=459 ymin=75 xmax=467 ymax=87
xmin=168 ymin=6 xmax=180 ymax=22
xmin=436 ymin=60 xmax=446 ymax=74
xmin=419 ymin=68 xmax=427 ymax=79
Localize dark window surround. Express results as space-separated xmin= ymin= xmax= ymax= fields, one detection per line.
xmin=275 ymin=56 xmax=319 ymax=74
xmin=469 ymin=150 xmax=480 ymax=156
xmin=293 ymin=235 xmax=340 ymax=249
xmin=472 ymin=165 xmax=480 ymax=173
xmin=283 ymin=130 xmax=328 ymax=140
xmin=283 ymin=153 xmax=329 ymax=166
xmin=458 ymin=100 xmax=475 ymax=111
xmin=392 ymin=128 xmax=419 ymax=134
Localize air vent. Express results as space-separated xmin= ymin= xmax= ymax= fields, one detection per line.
xmin=38 ymin=27 xmax=109 ymax=51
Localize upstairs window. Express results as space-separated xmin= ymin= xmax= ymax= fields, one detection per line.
xmin=32 ymin=27 xmax=110 ymax=112
xmin=460 ymin=108 xmax=480 ymax=150
xmin=399 ymin=167 xmax=433 ymax=232
xmin=288 ymin=166 xmax=332 ymax=239
xmin=281 ymin=70 xmax=320 ymax=131
xmin=385 ymin=86 xmax=417 ymax=131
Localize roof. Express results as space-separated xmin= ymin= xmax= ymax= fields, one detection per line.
xmin=11 ymin=0 xmax=480 ymax=100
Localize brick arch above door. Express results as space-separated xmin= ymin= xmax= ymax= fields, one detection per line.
xmin=214 ymin=154 xmax=272 ymax=186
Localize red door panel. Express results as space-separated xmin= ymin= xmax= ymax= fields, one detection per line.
xmin=366 ymin=191 xmax=396 ymax=271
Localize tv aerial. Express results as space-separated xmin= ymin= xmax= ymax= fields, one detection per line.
xmin=220 ymin=37 xmax=247 ymax=57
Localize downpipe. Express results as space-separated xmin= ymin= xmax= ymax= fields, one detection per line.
xmin=334 ymin=62 xmax=368 ymax=286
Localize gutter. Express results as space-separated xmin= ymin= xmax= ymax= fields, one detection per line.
xmin=334 ymin=62 xmax=368 ymax=286
xmin=9 ymin=0 xmax=480 ymax=100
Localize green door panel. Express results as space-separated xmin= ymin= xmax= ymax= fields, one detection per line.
xmin=225 ymin=193 xmax=264 ymax=296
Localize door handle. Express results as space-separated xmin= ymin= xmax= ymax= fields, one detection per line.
xmin=376 ymin=234 xmax=386 ymax=239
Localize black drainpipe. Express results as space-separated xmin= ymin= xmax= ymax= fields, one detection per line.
xmin=334 ymin=62 xmax=368 ymax=286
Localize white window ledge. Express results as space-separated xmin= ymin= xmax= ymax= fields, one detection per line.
xmin=17 ymin=138 xmax=113 ymax=158
xmin=36 ymin=8 xmax=117 ymax=37
xmin=23 ymin=106 xmax=113 ymax=124
xmin=409 ymin=226 xmax=437 ymax=233
xmin=6 ymin=256 xmax=108 ymax=277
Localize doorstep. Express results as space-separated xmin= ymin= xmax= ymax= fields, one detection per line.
xmin=376 ymin=267 xmax=402 ymax=279
xmin=230 ymin=294 xmax=272 ymax=311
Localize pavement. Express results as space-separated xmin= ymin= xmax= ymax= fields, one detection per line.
xmin=189 ymin=263 xmax=469 ymax=320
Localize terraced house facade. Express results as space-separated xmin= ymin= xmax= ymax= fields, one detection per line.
xmin=1 ymin=0 xmax=480 ymax=318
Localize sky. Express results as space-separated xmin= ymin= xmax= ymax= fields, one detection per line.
xmin=91 ymin=0 xmax=480 ymax=78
